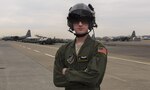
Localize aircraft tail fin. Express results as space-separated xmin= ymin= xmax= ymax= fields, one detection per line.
xmin=26 ymin=30 xmax=31 ymax=37
xmin=131 ymin=30 xmax=136 ymax=38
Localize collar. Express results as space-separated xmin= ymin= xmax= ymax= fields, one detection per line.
xmin=70 ymin=35 xmax=93 ymax=48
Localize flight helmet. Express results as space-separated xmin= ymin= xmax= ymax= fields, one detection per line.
xmin=67 ymin=3 xmax=97 ymax=36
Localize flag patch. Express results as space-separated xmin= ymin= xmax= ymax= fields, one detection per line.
xmin=98 ymin=47 xmax=107 ymax=55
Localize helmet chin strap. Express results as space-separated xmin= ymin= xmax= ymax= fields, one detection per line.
xmin=74 ymin=32 xmax=88 ymax=37
xmin=68 ymin=28 xmax=92 ymax=37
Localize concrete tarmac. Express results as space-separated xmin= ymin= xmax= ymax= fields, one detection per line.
xmin=0 ymin=41 xmax=61 ymax=90
xmin=0 ymin=41 xmax=150 ymax=90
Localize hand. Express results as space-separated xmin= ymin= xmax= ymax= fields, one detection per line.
xmin=62 ymin=68 xmax=67 ymax=75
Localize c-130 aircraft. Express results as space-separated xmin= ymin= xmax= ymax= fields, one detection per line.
xmin=2 ymin=30 xmax=31 ymax=41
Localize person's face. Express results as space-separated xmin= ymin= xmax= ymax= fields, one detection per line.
xmin=73 ymin=19 xmax=89 ymax=35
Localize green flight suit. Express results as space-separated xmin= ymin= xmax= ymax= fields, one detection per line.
xmin=53 ymin=35 xmax=107 ymax=90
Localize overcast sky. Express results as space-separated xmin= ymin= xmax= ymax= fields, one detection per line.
xmin=0 ymin=0 xmax=150 ymax=39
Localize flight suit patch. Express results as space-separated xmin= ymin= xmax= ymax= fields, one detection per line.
xmin=78 ymin=56 xmax=88 ymax=62
xmin=67 ymin=55 xmax=74 ymax=64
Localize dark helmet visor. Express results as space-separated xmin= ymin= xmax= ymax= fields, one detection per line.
xmin=68 ymin=9 xmax=93 ymax=23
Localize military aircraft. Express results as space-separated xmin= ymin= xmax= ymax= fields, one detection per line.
xmin=142 ymin=35 xmax=150 ymax=40
xmin=35 ymin=35 xmax=72 ymax=44
xmin=111 ymin=31 xmax=141 ymax=41
xmin=2 ymin=30 xmax=31 ymax=41
xmin=22 ymin=37 xmax=40 ymax=43
xmin=99 ymin=31 xmax=141 ymax=42
xmin=34 ymin=35 xmax=55 ymax=45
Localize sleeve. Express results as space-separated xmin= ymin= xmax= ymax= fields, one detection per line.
xmin=65 ymin=45 xmax=108 ymax=86
xmin=53 ymin=45 xmax=68 ymax=87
